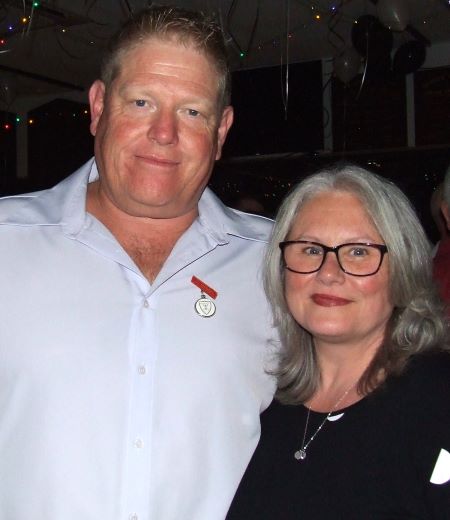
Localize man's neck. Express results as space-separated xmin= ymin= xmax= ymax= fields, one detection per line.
xmin=85 ymin=181 xmax=198 ymax=282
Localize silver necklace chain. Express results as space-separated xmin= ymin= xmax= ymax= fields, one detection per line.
xmin=294 ymin=384 xmax=354 ymax=461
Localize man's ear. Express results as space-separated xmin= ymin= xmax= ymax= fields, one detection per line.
xmin=215 ymin=105 xmax=234 ymax=161
xmin=442 ymin=202 xmax=450 ymax=231
xmin=89 ymin=80 xmax=106 ymax=137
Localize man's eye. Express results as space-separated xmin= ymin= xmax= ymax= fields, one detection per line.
xmin=187 ymin=109 xmax=200 ymax=117
xmin=134 ymin=100 xmax=147 ymax=107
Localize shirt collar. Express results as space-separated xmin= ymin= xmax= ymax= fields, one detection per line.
xmin=0 ymin=157 xmax=97 ymax=236
xmin=2 ymin=157 xmax=272 ymax=243
xmin=198 ymin=188 xmax=272 ymax=244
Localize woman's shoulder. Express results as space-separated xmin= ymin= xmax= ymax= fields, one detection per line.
xmin=260 ymin=399 xmax=302 ymax=426
xmin=363 ymin=349 xmax=450 ymax=415
xmin=403 ymin=349 xmax=450 ymax=386
xmin=258 ymin=399 xmax=307 ymax=447
xmin=383 ymin=349 xmax=450 ymax=412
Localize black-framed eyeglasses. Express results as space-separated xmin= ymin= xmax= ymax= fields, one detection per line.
xmin=279 ymin=240 xmax=388 ymax=277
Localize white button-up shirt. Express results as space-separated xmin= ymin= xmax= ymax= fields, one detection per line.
xmin=0 ymin=159 xmax=277 ymax=520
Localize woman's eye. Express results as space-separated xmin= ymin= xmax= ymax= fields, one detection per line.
xmin=350 ymin=247 xmax=368 ymax=257
xmin=134 ymin=99 xmax=147 ymax=107
xmin=304 ymin=246 xmax=322 ymax=256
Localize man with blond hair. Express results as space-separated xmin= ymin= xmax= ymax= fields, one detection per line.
xmin=0 ymin=6 xmax=276 ymax=519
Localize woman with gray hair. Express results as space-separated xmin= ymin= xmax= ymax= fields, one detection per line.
xmin=228 ymin=164 xmax=450 ymax=519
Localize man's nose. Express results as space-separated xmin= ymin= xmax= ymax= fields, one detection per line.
xmin=147 ymin=109 xmax=178 ymax=145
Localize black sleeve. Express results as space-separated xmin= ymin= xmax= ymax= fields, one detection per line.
xmin=409 ymin=352 xmax=450 ymax=518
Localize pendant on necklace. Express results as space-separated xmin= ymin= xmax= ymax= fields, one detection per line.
xmin=294 ymin=449 xmax=306 ymax=460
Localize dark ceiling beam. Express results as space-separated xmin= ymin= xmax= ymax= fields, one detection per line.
xmin=8 ymin=0 xmax=93 ymax=26
xmin=0 ymin=0 xmax=94 ymax=38
xmin=0 ymin=64 xmax=85 ymax=91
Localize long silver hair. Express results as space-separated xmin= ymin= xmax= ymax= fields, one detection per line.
xmin=265 ymin=163 xmax=448 ymax=404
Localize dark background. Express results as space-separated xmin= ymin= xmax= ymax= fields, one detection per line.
xmin=1 ymin=62 xmax=449 ymax=241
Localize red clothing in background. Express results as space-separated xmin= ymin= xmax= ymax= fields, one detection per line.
xmin=433 ymin=237 xmax=450 ymax=314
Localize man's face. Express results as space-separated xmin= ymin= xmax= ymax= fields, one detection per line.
xmin=89 ymin=38 xmax=233 ymax=219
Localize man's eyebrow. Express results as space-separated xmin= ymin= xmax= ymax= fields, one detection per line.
xmin=118 ymin=84 xmax=152 ymax=95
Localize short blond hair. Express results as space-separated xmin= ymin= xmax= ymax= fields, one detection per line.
xmin=100 ymin=5 xmax=231 ymax=110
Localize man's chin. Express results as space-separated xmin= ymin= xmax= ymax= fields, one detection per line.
xmin=122 ymin=198 xmax=199 ymax=221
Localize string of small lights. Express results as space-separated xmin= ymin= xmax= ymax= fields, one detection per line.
xmin=0 ymin=107 xmax=90 ymax=132
xmin=0 ymin=1 xmax=444 ymax=57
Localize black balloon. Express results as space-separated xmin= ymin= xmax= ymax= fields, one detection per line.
xmin=393 ymin=41 xmax=426 ymax=75
xmin=352 ymin=15 xmax=393 ymax=83
xmin=352 ymin=15 xmax=393 ymax=58
xmin=364 ymin=53 xmax=392 ymax=83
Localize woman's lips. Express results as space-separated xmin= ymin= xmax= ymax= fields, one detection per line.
xmin=311 ymin=293 xmax=352 ymax=306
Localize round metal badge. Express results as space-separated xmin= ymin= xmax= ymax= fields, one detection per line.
xmin=195 ymin=297 xmax=216 ymax=318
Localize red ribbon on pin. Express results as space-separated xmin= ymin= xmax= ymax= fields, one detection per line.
xmin=191 ymin=276 xmax=218 ymax=300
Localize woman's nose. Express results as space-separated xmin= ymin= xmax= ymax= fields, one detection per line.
xmin=316 ymin=251 xmax=345 ymax=283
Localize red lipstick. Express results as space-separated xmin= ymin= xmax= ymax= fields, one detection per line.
xmin=311 ymin=294 xmax=351 ymax=306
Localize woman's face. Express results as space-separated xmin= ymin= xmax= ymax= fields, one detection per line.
xmin=284 ymin=190 xmax=393 ymax=350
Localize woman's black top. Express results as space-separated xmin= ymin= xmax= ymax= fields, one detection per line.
xmin=227 ymin=351 xmax=450 ymax=519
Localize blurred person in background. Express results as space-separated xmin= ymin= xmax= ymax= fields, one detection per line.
xmin=434 ymin=165 xmax=450 ymax=314
xmin=430 ymin=183 xmax=447 ymax=255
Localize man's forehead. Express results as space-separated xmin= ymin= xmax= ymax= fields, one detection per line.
xmin=121 ymin=35 xmax=212 ymax=66
xmin=113 ymin=37 xmax=222 ymax=104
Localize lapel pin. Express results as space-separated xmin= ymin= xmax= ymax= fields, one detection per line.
xmin=191 ymin=276 xmax=218 ymax=318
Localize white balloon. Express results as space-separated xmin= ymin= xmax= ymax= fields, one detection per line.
xmin=333 ymin=47 xmax=361 ymax=84
xmin=377 ymin=0 xmax=410 ymax=32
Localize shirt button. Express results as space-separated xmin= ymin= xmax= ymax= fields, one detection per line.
xmin=143 ymin=300 xmax=149 ymax=308
xmin=138 ymin=365 xmax=147 ymax=375
xmin=134 ymin=438 xmax=144 ymax=449
xmin=129 ymin=514 xmax=138 ymax=520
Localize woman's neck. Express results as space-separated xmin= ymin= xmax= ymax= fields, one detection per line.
xmin=306 ymin=334 xmax=384 ymax=412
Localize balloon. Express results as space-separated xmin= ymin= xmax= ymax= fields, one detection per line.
xmin=377 ymin=0 xmax=410 ymax=32
xmin=352 ymin=15 xmax=393 ymax=58
xmin=333 ymin=47 xmax=361 ymax=84
xmin=393 ymin=41 xmax=426 ymax=75
xmin=364 ymin=52 xmax=392 ymax=83
xmin=352 ymin=15 xmax=393 ymax=83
